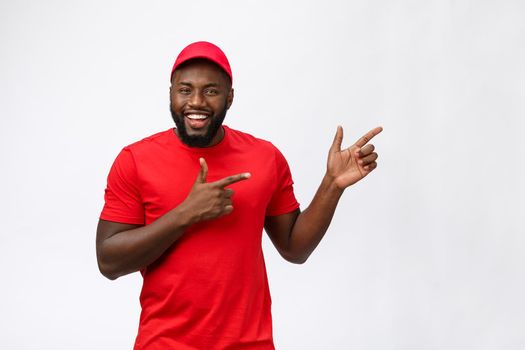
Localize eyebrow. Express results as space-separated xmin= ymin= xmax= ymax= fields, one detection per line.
xmin=177 ymin=82 xmax=220 ymax=88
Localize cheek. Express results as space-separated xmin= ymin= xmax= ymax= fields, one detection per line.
xmin=170 ymin=95 xmax=186 ymax=110
xmin=213 ymin=96 xmax=230 ymax=111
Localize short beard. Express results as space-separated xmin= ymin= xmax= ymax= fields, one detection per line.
xmin=170 ymin=104 xmax=227 ymax=148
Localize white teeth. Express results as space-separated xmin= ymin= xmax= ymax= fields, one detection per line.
xmin=186 ymin=114 xmax=208 ymax=120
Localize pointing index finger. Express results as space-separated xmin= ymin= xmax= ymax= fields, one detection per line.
xmin=354 ymin=126 xmax=383 ymax=148
xmin=213 ymin=172 xmax=252 ymax=188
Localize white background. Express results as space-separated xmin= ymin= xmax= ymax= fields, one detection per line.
xmin=1 ymin=0 xmax=524 ymax=349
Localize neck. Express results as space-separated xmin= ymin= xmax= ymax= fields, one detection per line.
xmin=208 ymin=126 xmax=225 ymax=147
xmin=174 ymin=126 xmax=225 ymax=148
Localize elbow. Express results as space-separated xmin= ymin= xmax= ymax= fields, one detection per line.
xmin=289 ymin=255 xmax=308 ymax=264
xmin=96 ymin=255 xmax=122 ymax=280
xmin=102 ymin=271 xmax=119 ymax=281
xmin=281 ymin=251 xmax=309 ymax=265
xmin=96 ymin=243 xmax=130 ymax=280
xmin=98 ymin=261 xmax=120 ymax=280
xmin=288 ymin=257 xmax=307 ymax=265
xmin=276 ymin=242 xmax=312 ymax=264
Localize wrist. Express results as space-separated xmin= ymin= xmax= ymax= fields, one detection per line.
xmin=322 ymin=173 xmax=345 ymax=196
xmin=168 ymin=203 xmax=198 ymax=229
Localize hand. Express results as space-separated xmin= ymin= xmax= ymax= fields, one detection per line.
xmin=327 ymin=126 xmax=383 ymax=190
xmin=180 ymin=158 xmax=251 ymax=223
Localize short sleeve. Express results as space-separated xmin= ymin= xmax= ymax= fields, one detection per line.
xmin=265 ymin=147 xmax=300 ymax=216
xmin=100 ymin=148 xmax=145 ymax=224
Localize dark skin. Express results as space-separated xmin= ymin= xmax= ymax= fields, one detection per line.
xmin=170 ymin=58 xmax=234 ymax=146
xmin=96 ymin=60 xmax=382 ymax=279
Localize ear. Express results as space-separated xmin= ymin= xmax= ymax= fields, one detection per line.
xmin=226 ymin=88 xmax=234 ymax=110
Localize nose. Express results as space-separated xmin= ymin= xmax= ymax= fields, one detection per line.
xmin=188 ymin=91 xmax=206 ymax=108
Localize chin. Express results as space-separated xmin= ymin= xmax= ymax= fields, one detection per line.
xmin=170 ymin=105 xmax=227 ymax=148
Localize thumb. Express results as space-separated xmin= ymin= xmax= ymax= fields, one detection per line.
xmin=196 ymin=157 xmax=208 ymax=183
xmin=329 ymin=125 xmax=343 ymax=153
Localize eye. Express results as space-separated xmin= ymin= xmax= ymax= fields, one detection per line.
xmin=204 ymin=88 xmax=219 ymax=96
xmin=178 ymin=87 xmax=191 ymax=95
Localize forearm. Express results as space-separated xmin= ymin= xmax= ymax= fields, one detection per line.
xmin=267 ymin=125 xmax=381 ymax=264
xmin=287 ymin=174 xmax=343 ymax=263
xmin=97 ymin=205 xmax=195 ymax=279
xmin=98 ymin=162 xmax=250 ymax=280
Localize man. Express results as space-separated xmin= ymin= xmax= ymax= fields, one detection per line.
xmin=96 ymin=41 xmax=382 ymax=349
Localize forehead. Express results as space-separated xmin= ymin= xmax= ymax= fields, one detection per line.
xmin=171 ymin=59 xmax=230 ymax=86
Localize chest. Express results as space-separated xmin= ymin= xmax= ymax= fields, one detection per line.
xmin=135 ymin=149 xmax=275 ymax=224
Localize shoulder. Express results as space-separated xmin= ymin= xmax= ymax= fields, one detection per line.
xmin=225 ymin=126 xmax=292 ymax=173
xmin=123 ymin=129 xmax=173 ymax=152
xmin=114 ymin=129 xmax=176 ymax=164
xmin=225 ymin=126 xmax=280 ymax=153
xmin=109 ymin=129 xmax=174 ymax=168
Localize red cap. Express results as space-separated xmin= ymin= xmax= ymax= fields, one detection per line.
xmin=171 ymin=41 xmax=232 ymax=83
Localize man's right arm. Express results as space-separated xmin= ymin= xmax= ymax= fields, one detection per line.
xmin=96 ymin=206 xmax=192 ymax=280
xmin=96 ymin=157 xmax=250 ymax=280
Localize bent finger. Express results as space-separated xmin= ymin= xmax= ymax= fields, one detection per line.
xmin=359 ymin=152 xmax=378 ymax=165
xmin=364 ymin=162 xmax=378 ymax=172
xmin=223 ymin=205 xmax=234 ymax=215
xmin=354 ymin=126 xmax=383 ymax=148
xmin=357 ymin=144 xmax=375 ymax=157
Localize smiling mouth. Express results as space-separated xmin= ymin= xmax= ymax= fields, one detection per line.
xmin=184 ymin=114 xmax=211 ymax=130
xmin=185 ymin=114 xmax=209 ymax=120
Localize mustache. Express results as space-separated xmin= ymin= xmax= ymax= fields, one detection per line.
xmin=170 ymin=103 xmax=228 ymax=147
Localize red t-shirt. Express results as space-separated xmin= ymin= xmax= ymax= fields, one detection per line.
xmin=100 ymin=126 xmax=300 ymax=349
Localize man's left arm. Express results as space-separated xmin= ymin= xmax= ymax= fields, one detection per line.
xmin=264 ymin=126 xmax=382 ymax=264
